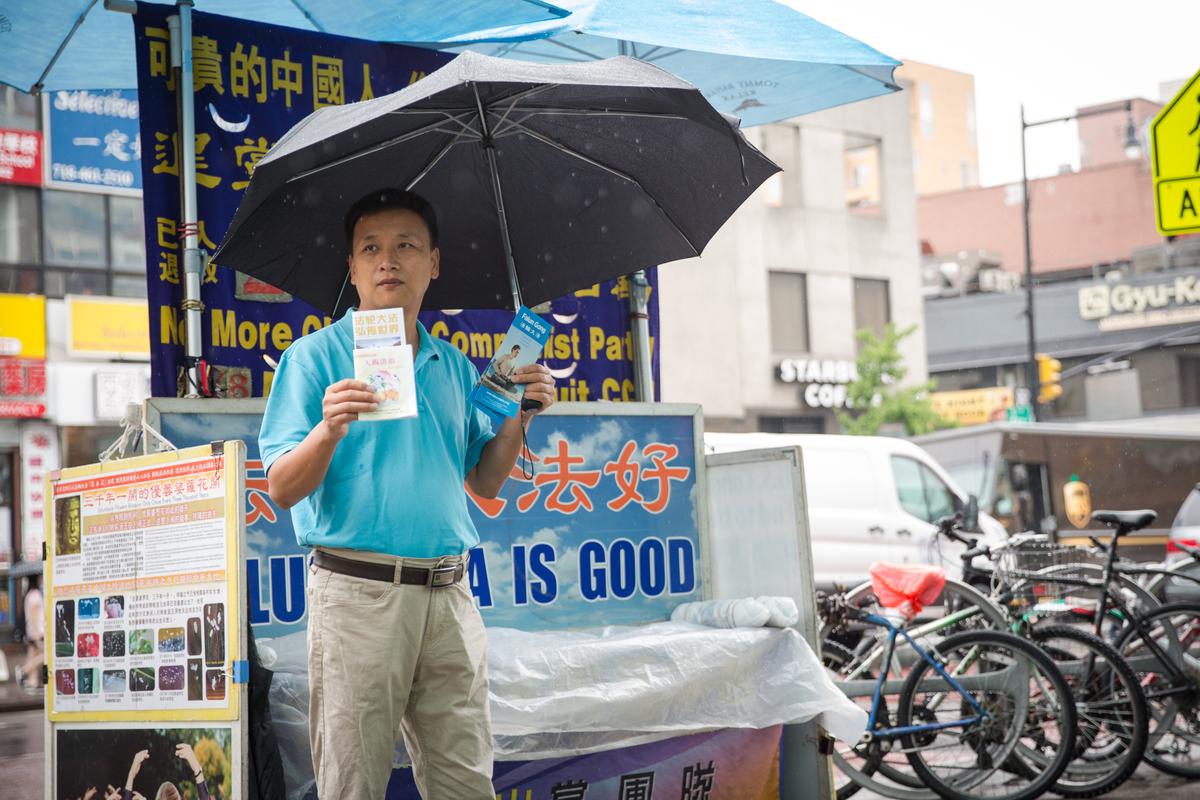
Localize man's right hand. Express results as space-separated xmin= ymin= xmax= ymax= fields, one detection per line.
xmin=321 ymin=379 xmax=378 ymax=440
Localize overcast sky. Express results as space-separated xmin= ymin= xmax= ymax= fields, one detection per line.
xmin=782 ymin=1 xmax=1200 ymax=187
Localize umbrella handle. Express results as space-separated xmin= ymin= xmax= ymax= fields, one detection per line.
xmin=521 ymin=398 xmax=542 ymax=412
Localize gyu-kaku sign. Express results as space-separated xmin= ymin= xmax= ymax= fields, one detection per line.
xmin=1152 ymin=68 xmax=1200 ymax=235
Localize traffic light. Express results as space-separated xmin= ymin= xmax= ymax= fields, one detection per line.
xmin=1037 ymin=353 xmax=1063 ymax=404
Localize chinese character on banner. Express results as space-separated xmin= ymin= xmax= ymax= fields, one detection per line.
xmin=680 ymin=761 xmax=716 ymax=800
xmin=20 ymin=421 xmax=59 ymax=561
xmin=551 ymin=780 xmax=589 ymax=800
xmin=525 ymin=439 xmax=601 ymax=514
xmin=231 ymin=43 xmax=268 ymax=102
xmin=245 ymin=460 xmax=277 ymax=526
xmin=618 ymin=772 xmax=655 ymax=800
xmin=312 ymin=55 xmax=345 ymax=108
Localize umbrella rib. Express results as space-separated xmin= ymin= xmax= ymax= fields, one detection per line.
xmin=492 ymin=109 xmax=689 ymax=138
xmin=642 ymin=48 xmax=686 ymax=64
xmin=32 ymin=0 xmax=99 ymax=93
xmin=405 ymin=131 xmax=473 ymax=191
xmin=545 ymin=38 xmax=613 ymax=63
xmin=284 ymin=114 xmax=476 ymax=184
xmin=503 ymin=120 xmax=701 ymax=257
xmin=488 ymin=84 xmax=562 ymax=135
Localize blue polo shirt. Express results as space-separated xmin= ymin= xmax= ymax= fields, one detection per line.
xmin=259 ymin=311 xmax=495 ymax=558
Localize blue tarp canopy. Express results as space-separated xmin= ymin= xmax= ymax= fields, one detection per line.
xmin=0 ymin=0 xmax=568 ymax=92
xmin=442 ymin=0 xmax=902 ymax=126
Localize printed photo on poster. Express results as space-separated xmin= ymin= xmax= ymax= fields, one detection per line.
xmin=55 ymin=601 xmax=74 ymax=657
xmin=56 ymin=725 xmax=235 ymax=800
xmin=55 ymin=495 xmax=81 ymax=556
xmin=204 ymin=603 xmax=225 ymax=666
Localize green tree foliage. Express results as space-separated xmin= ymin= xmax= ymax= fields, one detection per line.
xmin=194 ymin=736 xmax=232 ymax=799
xmin=837 ymin=323 xmax=954 ymax=436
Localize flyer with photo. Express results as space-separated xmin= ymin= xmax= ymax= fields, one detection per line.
xmin=353 ymin=307 xmax=418 ymax=421
xmin=470 ymin=306 xmax=551 ymax=418
xmin=47 ymin=450 xmax=237 ymax=717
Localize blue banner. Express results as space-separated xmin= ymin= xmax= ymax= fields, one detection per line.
xmin=152 ymin=404 xmax=702 ymax=638
xmin=132 ymin=4 xmax=659 ymax=402
xmin=45 ymin=89 xmax=143 ymax=193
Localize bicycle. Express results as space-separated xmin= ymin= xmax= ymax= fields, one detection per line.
xmin=819 ymin=586 xmax=1077 ymax=800
xmin=827 ymin=514 xmax=1149 ymax=798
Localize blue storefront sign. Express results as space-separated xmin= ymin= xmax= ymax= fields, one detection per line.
xmin=132 ymin=5 xmax=659 ymax=401
xmin=44 ymin=89 xmax=142 ymax=194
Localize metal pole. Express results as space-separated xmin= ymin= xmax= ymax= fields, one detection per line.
xmin=472 ymin=85 xmax=523 ymax=311
xmin=629 ymin=270 xmax=654 ymax=400
xmin=1020 ymin=104 xmax=1039 ymax=419
xmin=616 ymin=38 xmax=656 ymax=401
xmin=170 ymin=2 xmax=203 ymax=397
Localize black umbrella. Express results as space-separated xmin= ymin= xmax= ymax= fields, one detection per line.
xmin=214 ymin=52 xmax=779 ymax=315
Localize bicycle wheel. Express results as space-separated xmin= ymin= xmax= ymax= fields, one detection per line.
xmin=1029 ymin=625 xmax=1148 ymax=797
xmin=1113 ymin=601 xmax=1200 ymax=778
xmin=897 ymin=629 xmax=1077 ymax=800
xmin=820 ymin=579 xmax=1007 ymax=799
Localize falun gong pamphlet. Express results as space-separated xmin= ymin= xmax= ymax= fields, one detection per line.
xmin=470 ymin=307 xmax=551 ymax=417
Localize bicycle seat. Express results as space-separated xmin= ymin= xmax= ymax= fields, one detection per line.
xmin=869 ymin=562 xmax=946 ymax=617
xmin=1091 ymin=509 xmax=1157 ymax=533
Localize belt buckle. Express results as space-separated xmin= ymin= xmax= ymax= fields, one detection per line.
xmin=429 ymin=565 xmax=458 ymax=588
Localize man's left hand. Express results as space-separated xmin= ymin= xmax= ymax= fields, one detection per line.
xmin=512 ymin=364 xmax=556 ymax=419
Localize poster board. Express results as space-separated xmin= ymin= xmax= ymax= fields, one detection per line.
xmin=44 ymin=442 xmax=247 ymax=800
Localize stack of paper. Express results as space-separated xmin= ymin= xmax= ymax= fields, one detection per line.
xmin=352 ymin=308 xmax=417 ymax=420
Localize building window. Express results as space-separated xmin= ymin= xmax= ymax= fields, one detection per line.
xmin=768 ymin=271 xmax=810 ymax=353
xmin=43 ymin=268 xmax=108 ymax=297
xmin=960 ymin=159 xmax=972 ymax=188
xmin=43 ymin=190 xmax=107 ymax=267
xmin=844 ymin=133 xmax=882 ymax=215
xmin=0 ymin=86 xmax=39 ymax=131
xmin=758 ymin=415 xmax=825 ymax=434
xmin=0 ymin=186 xmax=41 ymax=264
xmin=108 ymin=195 xmax=145 ymax=271
xmin=853 ymin=277 xmax=891 ymax=342
xmin=919 ymin=84 xmax=934 ymax=139
xmin=111 ymin=273 xmax=147 ymax=298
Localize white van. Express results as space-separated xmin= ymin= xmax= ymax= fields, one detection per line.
xmin=704 ymin=432 xmax=1007 ymax=588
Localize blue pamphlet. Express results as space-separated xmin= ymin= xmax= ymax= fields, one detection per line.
xmin=469 ymin=306 xmax=551 ymax=417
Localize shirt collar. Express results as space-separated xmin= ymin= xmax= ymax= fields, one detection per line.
xmin=336 ymin=308 xmax=440 ymax=369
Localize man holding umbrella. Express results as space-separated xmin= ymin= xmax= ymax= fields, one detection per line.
xmin=260 ymin=188 xmax=556 ymax=799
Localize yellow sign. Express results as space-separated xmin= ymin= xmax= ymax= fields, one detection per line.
xmin=1063 ymin=476 xmax=1092 ymax=530
xmin=66 ymin=295 xmax=151 ymax=360
xmin=45 ymin=442 xmax=245 ymax=723
xmin=930 ymin=387 xmax=1014 ymax=426
xmin=0 ymin=293 xmax=46 ymax=358
xmin=1152 ymin=69 xmax=1200 ymax=235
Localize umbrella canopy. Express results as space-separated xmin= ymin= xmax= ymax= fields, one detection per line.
xmin=440 ymin=0 xmax=901 ymax=127
xmin=213 ymin=52 xmax=779 ymax=314
xmin=0 ymin=0 xmax=568 ymax=92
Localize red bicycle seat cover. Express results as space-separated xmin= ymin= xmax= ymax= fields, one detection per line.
xmin=869 ymin=562 xmax=947 ymax=616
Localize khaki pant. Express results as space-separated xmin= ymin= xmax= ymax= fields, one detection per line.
xmin=307 ymin=553 xmax=494 ymax=799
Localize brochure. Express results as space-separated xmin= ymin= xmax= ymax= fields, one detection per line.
xmin=352 ymin=308 xmax=417 ymax=421
xmin=470 ymin=306 xmax=551 ymax=418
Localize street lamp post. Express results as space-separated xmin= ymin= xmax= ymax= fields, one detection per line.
xmin=1018 ymin=99 xmax=1141 ymax=421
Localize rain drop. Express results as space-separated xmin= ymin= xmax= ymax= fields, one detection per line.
xmin=316 ymin=234 xmax=327 ymax=246
xmin=597 ymin=186 xmax=609 ymax=199
xmin=600 ymin=225 xmax=608 ymax=234
xmin=543 ymin=252 xmax=553 ymax=262
xmin=584 ymin=198 xmax=593 ymax=208
xmin=470 ymin=241 xmax=479 ymax=250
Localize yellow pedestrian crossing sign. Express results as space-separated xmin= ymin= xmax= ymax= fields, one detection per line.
xmin=1152 ymin=69 xmax=1200 ymax=235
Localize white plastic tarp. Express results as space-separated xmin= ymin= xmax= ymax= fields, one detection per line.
xmin=262 ymin=621 xmax=864 ymax=796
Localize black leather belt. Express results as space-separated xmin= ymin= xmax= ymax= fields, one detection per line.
xmin=313 ymin=550 xmax=464 ymax=588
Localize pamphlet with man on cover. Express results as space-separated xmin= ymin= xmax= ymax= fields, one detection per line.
xmin=470 ymin=306 xmax=551 ymax=418
xmin=352 ymin=308 xmax=417 ymax=420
